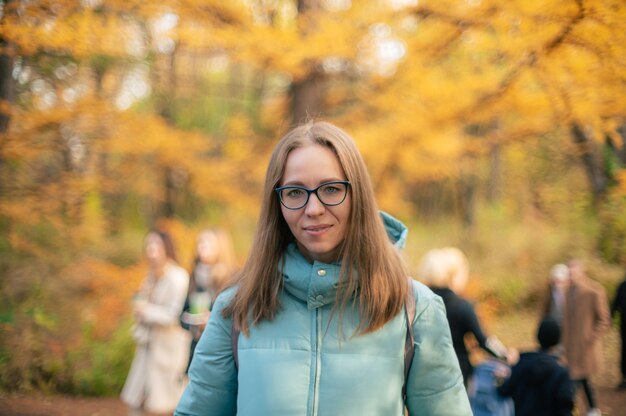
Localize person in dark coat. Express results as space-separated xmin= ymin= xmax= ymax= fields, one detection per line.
xmin=417 ymin=247 xmax=514 ymax=386
xmin=498 ymin=317 xmax=574 ymax=416
xmin=612 ymin=272 xmax=626 ymax=390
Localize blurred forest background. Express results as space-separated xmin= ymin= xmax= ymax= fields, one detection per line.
xmin=0 ymin=0 xmax=625 ymax=396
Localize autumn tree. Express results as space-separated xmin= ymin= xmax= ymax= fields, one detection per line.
xmin=0 ymin=0 xmax=625 ymax=392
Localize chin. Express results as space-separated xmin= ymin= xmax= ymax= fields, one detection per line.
xmin=306 ymin=245 xmax=341 ymax=262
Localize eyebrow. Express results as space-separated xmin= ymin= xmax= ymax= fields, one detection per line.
xmin=281 ymin=178 xmax=345 ymax=187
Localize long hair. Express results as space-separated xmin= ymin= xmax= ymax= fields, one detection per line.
xmin=224 ymin=121 xmax=409 ymax=335
xmin=154 ymin=230 xmax=178 ymax=263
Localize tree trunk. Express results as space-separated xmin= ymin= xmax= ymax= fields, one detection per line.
xmin=290 ymin=0 xmax=323 ymax=126
xmin=487 ymin=143 xmax=502 ymax=203
xmin=0 ymin=44 xmax=13 ymax=133
xmin=0 ymin=0 xmax=15 ymax=199
xmin=570 ymin=123 xmax=607 ymax=205
xmin=290 ymin=73 xmax=323 ymax=125
xmin=155 ymin=45 xmax=178 ymax=219
xmin=459 ymin=175 xmax=477 ymax=228
xmin=616 ymin=122 xmax=626 ymax=165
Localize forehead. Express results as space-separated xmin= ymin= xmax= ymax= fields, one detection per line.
xmin=568 ymin=261 xmax=582 ymax=270
xmin=282 ymin=144 xmax=345 ymax=184
xmin=146 ymin=233 xmax=163 ymax=244
xmin=198 ymin=231 xmax=217 ymax=242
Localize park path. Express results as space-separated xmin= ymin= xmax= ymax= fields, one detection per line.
xmin=2 ymin=386 xmax=626 ymax=415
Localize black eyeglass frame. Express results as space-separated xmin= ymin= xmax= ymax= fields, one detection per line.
xmin=275 ymin=180 xmax=351 ymax=210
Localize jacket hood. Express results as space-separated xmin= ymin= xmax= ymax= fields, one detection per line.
xmin=282 ymin=211 xmax=408 ymax=309
xmin=380 ymin=211 xmax=408 ymax=249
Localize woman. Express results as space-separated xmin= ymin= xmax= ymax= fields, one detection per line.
xmin=181 ymin=228 xmax=236 ymax=371
xmin=417 ymin=247 xmax=512 ymax=386
xmin=175 ymin=121 xmax=470 ymax=415
xmin=121 ymin=230 xmax=191 ymax=416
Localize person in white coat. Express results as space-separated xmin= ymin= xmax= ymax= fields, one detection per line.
xmin=121 ymin=230 xmax=191 ymax=415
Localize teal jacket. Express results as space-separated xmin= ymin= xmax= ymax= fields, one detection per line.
xmin=175 ymin=213 xmax=471 ymax=415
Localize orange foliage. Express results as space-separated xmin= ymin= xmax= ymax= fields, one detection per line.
xmin=1 ymin=0 xmax=625 ymax=393
xmin=63 ymin=259 xmax=143 ymax=340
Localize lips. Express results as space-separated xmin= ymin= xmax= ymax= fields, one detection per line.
xmin=303 ymin=224 xmax=332 ymax=234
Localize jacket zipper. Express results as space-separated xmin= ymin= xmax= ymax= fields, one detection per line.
xmin=311 ymin=307 xmax=322 ymax=416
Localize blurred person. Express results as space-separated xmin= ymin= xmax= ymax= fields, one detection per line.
xmin=469 ymin=358 xmax=514 ymax=416
xmin=175 ymin=121 xmax=471 ymax=415
xmin=121 ymin=230 xmax=191 ymax=416
xmin=181 ymin=228 xmax=236 ymax=372
xmin=546 ymin=263 xmax=570 ymax=326
xmin=611 ymin=272 xmax=626 ymax=390
xmin=498 ymin=316 xmax=574 ymax=416
xmin=542 ymin=259 xmax=610 ymax=416
xmin=417 ymin=247 xmax=516 ymax=387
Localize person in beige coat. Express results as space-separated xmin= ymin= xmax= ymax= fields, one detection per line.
xmin=542 ymin=260 xmax=610 ymax=416
xmin=121 ymin=230 xmax=191 ymax=416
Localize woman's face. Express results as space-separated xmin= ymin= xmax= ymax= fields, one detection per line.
xmin=145 ymin=232 xmax=167 ymax=264
xmin=197 ymin=232 xmax=219 ymax=264
xmin=279 ymin=144 xmax=351 ymax=264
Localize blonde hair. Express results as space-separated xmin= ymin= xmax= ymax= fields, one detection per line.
xmin=191 ymin=228 xmax=236 ymax=296
xmin=418 ymin=247 xmax=469 ymax=292
xmin=224 ymin=121 xmax=409 ymax=335
xmin=550 ymin=263 xmax=569 ymax=282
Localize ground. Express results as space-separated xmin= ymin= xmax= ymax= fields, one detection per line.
xmin=0 ymin=395 xmax=126 ymax=416
xmin=0 ymin=308 xmax=625 ymax=415
xmin=0 ymin=386 xmax=625 ymax=415
xmin=0 ymin=386 xmax=626 ymax=416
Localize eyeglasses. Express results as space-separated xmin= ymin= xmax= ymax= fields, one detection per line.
xmin=275 ymin=181 xmax=351 ymax=210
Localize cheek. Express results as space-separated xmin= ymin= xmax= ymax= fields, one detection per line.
xmin=338 ymin=200 xmax=351 ymax=225
xmin=146 ymin=243 xmax=164 ymax=258
xmin=280 ymin=208 xmax=297 ymax=231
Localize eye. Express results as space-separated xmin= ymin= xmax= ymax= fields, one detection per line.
xmin=320 ymin=184 xmax=340 ymax=194
xmin=286 ymin=188 xmax=306 ymax=198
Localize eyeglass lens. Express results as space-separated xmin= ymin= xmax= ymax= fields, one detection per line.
xmin=279 ymin=182 xmax=348 ymax=209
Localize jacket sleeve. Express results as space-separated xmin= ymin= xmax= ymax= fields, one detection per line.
xmin=460 ymin=301 xmax=507 ymax=360
xmin=405 ymin=283 xmax=472 ymax=415
xmin=175 ymin=289 xmax=238 ymax=416
xmin=612 ymin=281 xmax=626 ymax=318
xmin=180 ymin=295 xmax=192 ymax=331
xmin=554 ymin=367 xmax=575 ymax=416
xmin=592 ymin=285 xmax=611 ymax=339
xmin=497 ymin=364 xmax=519 ymax=398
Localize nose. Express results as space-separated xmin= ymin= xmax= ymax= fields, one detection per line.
xmin=304 ymin=191 xmax=325 ymax=216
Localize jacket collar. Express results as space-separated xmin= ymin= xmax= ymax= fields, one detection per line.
xmin=281 ymin=211 xmax=407 ymax=309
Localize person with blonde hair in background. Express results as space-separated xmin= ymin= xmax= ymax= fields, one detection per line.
xmin=175 ymin=121 xmax=470 ymax=415
xmin=417 ymin=247 xmax=514 ymax=386
xmin=181 ymin=228 xmax=237 ymax=372
xmin=121 ymin=230 xmax=191 ymax=416
xmin=545 ymin=263 xmax=570 ymax=326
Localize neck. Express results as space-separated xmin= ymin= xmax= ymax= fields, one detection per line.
xmin=150 ymin=259 xmax=168 ymax=278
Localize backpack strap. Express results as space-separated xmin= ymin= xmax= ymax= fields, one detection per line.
xmin=232 ymin=321 xmax=240 ymax=370
xmin=403 ymin=278 xmax=416 ymax=403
